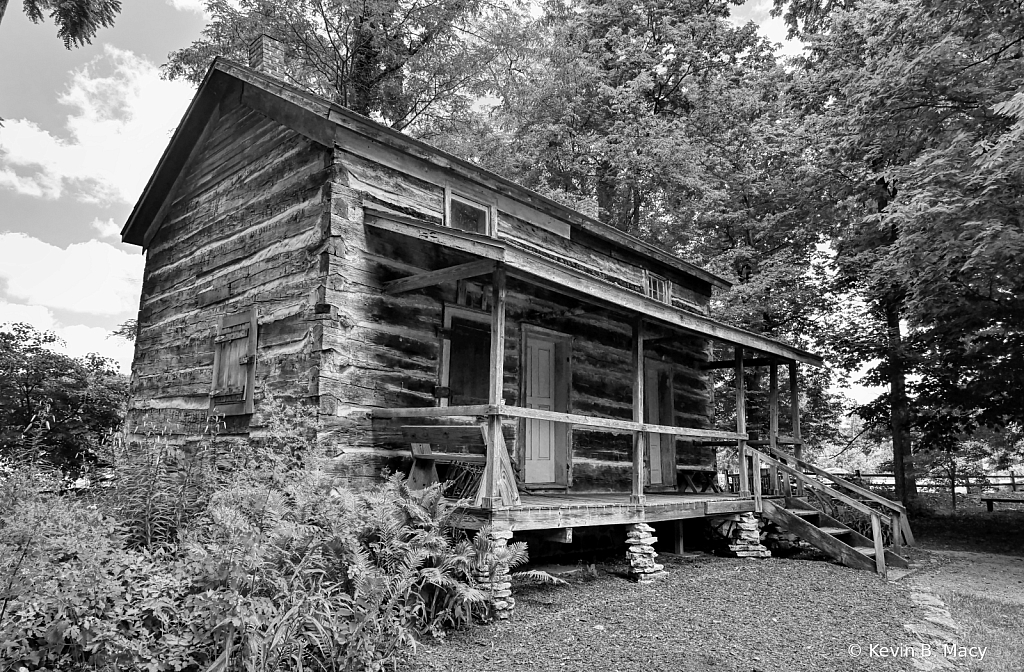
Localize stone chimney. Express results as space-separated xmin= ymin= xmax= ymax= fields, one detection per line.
xmin=247 ymin=34 xmax=286 ymax=80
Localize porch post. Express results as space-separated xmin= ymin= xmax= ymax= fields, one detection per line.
xmin=769 ymin=363 xmax=781 ymax=496
xmin=789 ymin=362 xmax=804 ymax=497
xmin=735 ymin=347 xmax=749 ymax=497
xmin=478 ymin=263 xmax=520 ymax=509
xmin=631 ymin=317 xmax=646 ymax=505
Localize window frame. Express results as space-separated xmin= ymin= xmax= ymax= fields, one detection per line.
xmin=444 ymin=187 xmax=495 ymax=237
xmin=645 ymin=271 xmax=672 ymax=305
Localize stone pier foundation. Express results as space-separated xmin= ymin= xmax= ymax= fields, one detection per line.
xmin=474 ymin=527 xmax=515 ymax=619
xmin=626 ymin=523 xmax=667 ymax=583
xmin=709 ymin=513 xmax=771 ymax=558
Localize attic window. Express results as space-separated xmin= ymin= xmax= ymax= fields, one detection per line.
xmin=447 ymin=192 xmax=490 ymax=235
xmin=646 ymin=272 xmax=671 ymax=304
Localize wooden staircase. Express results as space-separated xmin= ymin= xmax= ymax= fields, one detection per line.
xmin=743 ymin=445 xmax=915 ymax=577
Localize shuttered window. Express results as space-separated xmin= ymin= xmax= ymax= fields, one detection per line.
xmin=210 ymin=307 xmax=257 ymax=415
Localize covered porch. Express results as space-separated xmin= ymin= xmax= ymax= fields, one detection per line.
xmin=360 ymin=207 xmax=824 ymax=530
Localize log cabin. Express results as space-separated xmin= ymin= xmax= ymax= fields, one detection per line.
xmin=120 ymin=37 xmax=913 ymax=588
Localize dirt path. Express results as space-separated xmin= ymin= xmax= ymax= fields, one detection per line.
xmin=906 ymin=550 xmax=1024 ymax=606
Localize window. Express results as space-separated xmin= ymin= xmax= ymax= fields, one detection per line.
xmin=210 ymin=307 xmax=257 ymax=415
xmin=645 ymin=272 xmax=671 ymax=304
xmin=447 ymin=191 xmax=490 ymax=235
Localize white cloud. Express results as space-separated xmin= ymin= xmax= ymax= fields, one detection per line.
xmin=0 ymin=302 xmax=135 ymax=373
xmin=0 ymin=232 xmax=143 ymax=316
xmin=0 ymin=46 xmax=194 ymax=204
xmin=167 ymin=0 xmax=208 ymax=14
xmin=91 ymin=217 xmax=122 ymax=238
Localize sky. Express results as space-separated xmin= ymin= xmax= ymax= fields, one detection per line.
xmin=0 ymin=0 xmax=869 ymax=399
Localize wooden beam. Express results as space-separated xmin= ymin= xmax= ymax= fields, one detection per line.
xmin=631 ymin=317 xmax=646 ymax=505
xmin=475 ymin=264 xmax=519 ymax=509
xmin=871 ymin=514 xmax=887 ymax=577
xmin=790 ymin=362 xmax=804 ymax=497
xmin=383 ymin=259 xmax=496 ymax=295
xmin=769 ymin=364 xmax=782 ymax=496
xmin=368 ymin=404 xmax=494 ymax=419
xmin=702 ymin=357 xmax=787 ymax=370
xmin=370 ymin=404 xmax=746 ymax=439
xmin=364 ymin=210 xmax=507 ymax=261
xmin=543 ymin=528 xmax=573 ymax=543
xmin=736 ymin=347 xmax=749 ymax=497
xmin=495 ymin=406 xmax=746 ymax=440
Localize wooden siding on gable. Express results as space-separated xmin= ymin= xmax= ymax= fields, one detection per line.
xmin=126 ymin=99 xmax=331 ymax=437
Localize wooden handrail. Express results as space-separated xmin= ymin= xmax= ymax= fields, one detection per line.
xmin=749 ymin=447 xmax=891 ymax=525
xmin=761 ymin=444 xmax=907 ymax=516
xmin=369 ymin=405 xmax=746 ymax=441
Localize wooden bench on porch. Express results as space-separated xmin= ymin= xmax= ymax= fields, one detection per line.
xmin=402 ymin=424 xmax=487 ymax=498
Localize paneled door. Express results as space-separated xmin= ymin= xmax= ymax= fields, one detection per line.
xmin=524 ymin=335 xmax=558 ymax=483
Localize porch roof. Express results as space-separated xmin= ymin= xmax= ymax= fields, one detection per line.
xmin=365 ymin=209 xmax=824 ymax=367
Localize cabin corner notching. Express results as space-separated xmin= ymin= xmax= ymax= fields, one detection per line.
xmin=120 ymin=57 xmax=824 ymax=534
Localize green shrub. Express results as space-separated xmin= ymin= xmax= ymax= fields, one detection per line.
xmin=1 ymin=440 xmax=493 ymax=672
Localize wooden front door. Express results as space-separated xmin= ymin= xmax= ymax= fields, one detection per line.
xmin=644 ymin=360 xmax=675 ymax=487
xmin=523 ymin=331 xmax=569 ymax=485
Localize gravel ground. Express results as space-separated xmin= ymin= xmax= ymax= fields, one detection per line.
xmin=403 ymin=554 xmax=916 ymax=672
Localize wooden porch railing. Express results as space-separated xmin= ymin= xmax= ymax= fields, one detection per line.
xmin=741 ymin=445 xmax=913 ymax=574
xmin=371 ymin=404 xmax=747 ymax=509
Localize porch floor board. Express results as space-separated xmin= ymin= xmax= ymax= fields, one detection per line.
xmin=450 ymin=491 xmax=756 ymax=531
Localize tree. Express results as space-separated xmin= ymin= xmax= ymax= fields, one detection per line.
xmin=164 ymin=0 xmax=529 ymax=132
xmin=0 ymin=0 xmax=121 ymax=48
xmin=771 ymin=0 xmax=1024 ymax=505
xmin=0 ymin=323 xmax=127 ymax=471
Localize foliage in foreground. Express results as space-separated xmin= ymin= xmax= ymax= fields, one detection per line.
xmin=0 ymin=435 xmax=499 ymax=672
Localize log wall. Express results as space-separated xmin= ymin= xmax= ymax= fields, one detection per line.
xmin=320 ymin=144 xmax=716 ymax=492
xmin=126 ymin=97 xmax=331 ymax=442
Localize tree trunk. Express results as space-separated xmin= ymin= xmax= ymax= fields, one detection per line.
xmin=596 ymin=159 xmax=624 ymax=231
xmin=349 ymin=14 xmax=380 ymax=117
xmin=885 ymin=301 xmax=918 ymax=506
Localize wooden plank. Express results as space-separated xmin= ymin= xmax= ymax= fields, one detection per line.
xmin=383 ymin=259 xmax=496 ymax=295
xmin=631 ymin=317 xmax=646 ymax=505
xmin=400 ymin=425 xmax=487 ymax=446
xmin=363 ymin=210 xmax=507 ymax=261
xmin=736 ymin=347 xmax=749 ymax=496
xmin=368 ymin=404 xmax=495 ymax=419
xmin=704 ymin=499 xmax=757 ymax=515
xmin=493 ymin=406 xmax=746 ymax=440
xmin=761 ymin=500 xmax=876 ymax=572
xmin=702 ymin=357 xmax=784 ymax=369
xmin=871 ymin=514 xmax=887 ymax=577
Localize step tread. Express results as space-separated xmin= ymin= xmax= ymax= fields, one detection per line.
xmin=853 ymin=546 xmax=878 ymax=556
xmin=817 ymin=526 xmax=852 ymax=535
xmin=786 ymin=509 xmax=819 ymax=517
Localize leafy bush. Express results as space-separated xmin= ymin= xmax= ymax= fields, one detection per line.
xmin=1 ymin=431 xmax=495 ymax=672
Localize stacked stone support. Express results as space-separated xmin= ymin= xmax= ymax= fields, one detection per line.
xmin=709 ymin=513 xmax=771 ymax=558
xmin=474 ymin=528 xmax=515 ymax=619
xmin=625 ymin=523 xmax=667 ymax=583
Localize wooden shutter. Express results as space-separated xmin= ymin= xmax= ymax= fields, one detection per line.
xmin=210 ymin=307 xmax=257 ymax=416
